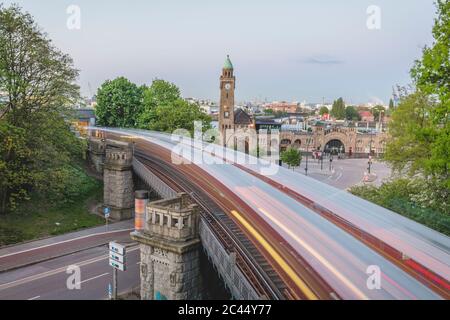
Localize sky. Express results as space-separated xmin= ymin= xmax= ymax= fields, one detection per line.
xmin=2 ymin=0 xmax=437 ymax=104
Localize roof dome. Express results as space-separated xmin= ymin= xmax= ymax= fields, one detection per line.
xmin=223 ymin=55 xmax=233 ymax=70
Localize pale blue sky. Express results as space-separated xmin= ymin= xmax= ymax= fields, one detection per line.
xmin=3 ymin=0 xmax=437 ymax=104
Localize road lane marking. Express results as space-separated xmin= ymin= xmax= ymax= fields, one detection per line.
xmin=257 ymin=207 xmax=368 ymax=300
xmin=0 ymin=228 xmax=134 ymax=259
xmin=0 ymin=247 xmax=139 ymax=291
xmin=76 ymin=272 xmax=109 ymax=286
xmin=230 ymin=210 xmax=318 ymax=300
xmin=28 ymin=295 xmax=40 ymax=300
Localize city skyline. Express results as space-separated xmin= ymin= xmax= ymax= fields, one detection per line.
xmin=2 ymin=0 xmax=437 ymax=104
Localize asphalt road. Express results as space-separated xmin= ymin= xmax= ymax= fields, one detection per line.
xmin=0 ymin=245 xmax=140 ymax=300
xmin=287 ymin=158 xmax=392 ymax=190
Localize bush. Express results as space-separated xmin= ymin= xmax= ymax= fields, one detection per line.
xmin=350 ymin=178 xmax=450 ymax=236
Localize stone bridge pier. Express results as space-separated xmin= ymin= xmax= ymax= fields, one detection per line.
xmin=131 ymin=193 xmax=201 ymax=300
xmin=103 ymin=140 xmax=135 ymax=220
xmin=88 ymin=137 xmax=135 ymax=221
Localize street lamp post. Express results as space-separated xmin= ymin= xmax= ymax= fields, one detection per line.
xmin=368 ymin=130 xmax=373 ymax=174
xmin=305 ymin=136 xmax=310 ymax=176
xmin=320 ymin=153 xmax=323 ymax=170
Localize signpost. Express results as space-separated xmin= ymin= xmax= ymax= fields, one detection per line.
xmin=108 ymin=283 xmax=112 ymax=300
xmin=104 ymin=207 xmax=110 ymax=231
xmin=108 ymin=242 xmax=126 ymax=300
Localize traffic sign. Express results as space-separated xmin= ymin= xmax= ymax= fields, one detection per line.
xmin=109 ymin=258 xmax=126 ymax=271
xmin=104 ymin=207 xmax=111 ymax=219
xmin=109 ymin=242 xmax=126 ymax=256
xmin=110 ymin=252 xmax=126 ymax=264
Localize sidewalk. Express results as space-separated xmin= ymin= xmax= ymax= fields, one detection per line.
xmin=0 ymin=220 xmax=134 ymax=272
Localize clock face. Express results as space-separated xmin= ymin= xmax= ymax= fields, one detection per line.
xmin=225 ymin=83 xmax=231 ymax=90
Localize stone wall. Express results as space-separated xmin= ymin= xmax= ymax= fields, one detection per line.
xmin=132 ymin=193 xmax=201 ymax=300
xmin=280 ymin=125 xmax=388 ymax=157
xmin=103 ymin=140 xmax=134 ymax=220
xmin=139 ymin=243 xmax=200 ymax=300
xmin=88 ymin=137 xmax=106 ymax=173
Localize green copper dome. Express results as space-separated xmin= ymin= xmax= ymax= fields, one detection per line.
xmin=223 ymin=55 xmax=233 ymax=69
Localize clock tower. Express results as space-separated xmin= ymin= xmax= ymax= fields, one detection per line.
xmin=219 ymin=55 xmax=236 ymax=146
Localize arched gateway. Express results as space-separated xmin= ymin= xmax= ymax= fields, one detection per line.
xmin=324 ymin=139 xmax=345 ymax=155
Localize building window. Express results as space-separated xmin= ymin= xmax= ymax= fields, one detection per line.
xmin=224 ymin=111 xmax=229 ymax=118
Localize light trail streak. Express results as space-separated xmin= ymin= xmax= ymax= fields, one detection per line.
xmin=230 ymin=210 xmax=318 ymax=300
xmin=256 ymin=207 xmax=369 ymax=300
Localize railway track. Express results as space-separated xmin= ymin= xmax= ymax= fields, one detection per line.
xmin=134 ymin=151 xmax=289 ymax=300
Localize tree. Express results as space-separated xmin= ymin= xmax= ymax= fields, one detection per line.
xmin=137 ymin=79 xmax=181 ymax=128
xmin=0 ymin=5 xmax=79 ymax=124
xmin=389 ymin=98 xmax=395 ymax=110
xmin=410 ymin=0 xmax=449 ymax=190
xmin=136 ymin=79 xmax=211 ymax=133
xmin=355 ymin=1 xmax=450 ymax=220
xmin=372 ymin=105 xmax=386 ymax=122
xmin=143 ymin=79 xmax=181 ymax=108
xmin=147 ymin=99 xmax=211 ymax=134
xmin=319 ymin=106 xmax=329 ymax=116
xmin=95 ymin=77 xmax=144 ymax=127
xmin=280 ymin=147 xmax=302 ymax=170
xmin=345 ymin=106 xmax=360 ymax=121
xmin=330 ymin=98 xmax=346 ymax=119
xmin=385 ymin=92 xmax=437 ymax=175
xmin=0 ymin=5 xmax=84 ymax=213
xmin=411 ymin=0 xmax=449 ymax=120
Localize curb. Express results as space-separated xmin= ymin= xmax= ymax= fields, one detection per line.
xmin=0 ymin=230 xmax=134 ymax=273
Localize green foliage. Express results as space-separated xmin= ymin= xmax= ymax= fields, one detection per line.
xmin=95 ymin=77 xmax=144 ymax=127
xmin=345 ymin=106 xmax=360 ymax=121
xmin=389 ymin=98 xmax=395 ymax=110
xmin=280 ymin=147 xmax=301 ymax=169
xmin=385 ymin=93 xmax=437 ymax=175
xmin=147 ymin=99 xmax=211 ymax=134
xmin=143 ymin=79 xmax=181 ymax=108
xmin=411 ymin=0 xmax=449 ymax=117
xmin=0 ymin=4 xmax=79 ymax=123
xmin=319 ymin=106 xmax=329 ymax=116
xmin=0 ymin=177 xmax=103 ymax=246
xmin=350 ymin=178 xmax=450 ymax=235
xmin=408 ymin=0 xmax=449 ymax=191
xmin=137 ymin=79 xmax=181 ymax=128
xmin=137 ymin=79 xmax=211 ymax=134
xmin=378 ymin=1 xmax=450 ymax=231
xmin=0 ymin=5 xmax=85 ymax=214
xmin=331 ymin=98 xmax=346 ymax=119
xmin=372 ymin=105 xmax=386 ymax=122
xmin=0 ymin=122 xmax=30 ymax=212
